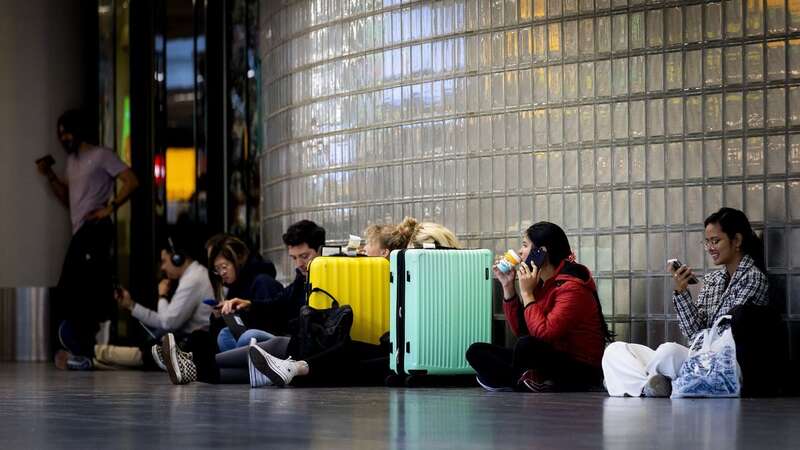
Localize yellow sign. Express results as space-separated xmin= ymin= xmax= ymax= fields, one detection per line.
xmin=166 ymin=147 xmax=196 ymax=201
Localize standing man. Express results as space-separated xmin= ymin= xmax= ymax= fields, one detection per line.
xmin=37 ymin=109 xmax=139 ymax=369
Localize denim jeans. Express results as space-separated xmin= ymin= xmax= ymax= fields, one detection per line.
xmin=217 ymin=327 xmax=274 ymax=353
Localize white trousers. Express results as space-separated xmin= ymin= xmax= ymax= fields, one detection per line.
xmin=602 ymin=341 xmax=689 ymax=397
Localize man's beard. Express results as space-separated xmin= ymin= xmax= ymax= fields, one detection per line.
xmin=60 ymin=139 xmax=80 ymax=154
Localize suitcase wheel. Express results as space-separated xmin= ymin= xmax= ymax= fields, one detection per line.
xmin=404 ymin=374 xmax=424 ymax=388
xmin=385 ymin=373 xmax=406 ymax=387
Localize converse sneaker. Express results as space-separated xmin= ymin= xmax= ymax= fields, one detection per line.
xmin=161 ymin=333 xmax=197 ymax=385
xmin=642 ymin=374 xmax=672 ymax=398
xmin=518 ymin=370 xmax=556 ymax=393
xmin=248 ymin=345 xmax=297 ymax=387
xmin=475 ymin=376 xmax=513 ymax=392
xmin=248 ymin=339 xmax=272 ymax=388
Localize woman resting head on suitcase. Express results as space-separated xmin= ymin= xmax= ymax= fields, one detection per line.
xmin=466 ymin=221 xmax=613 ymax=392
xmin=400 ymin=216 xmax=462 ymax=249
xmin=363 ymin=217 xmax=462 ymax=257
xmin=362 ymin=222 xmax=410 ymax=257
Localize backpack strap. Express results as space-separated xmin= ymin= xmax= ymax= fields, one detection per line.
xmin=309 ymin=287 xmax=340 ymax=308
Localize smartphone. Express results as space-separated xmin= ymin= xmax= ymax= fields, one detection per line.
xmin=667 ymin=259 xmax=699 ymax=285
xmin=524 ymin=250 xmax=536 ymax=269
xmin=35 ymin=154 xmax=55 ymax=167
xmin=203 ymin=298 xmax=221 ymax=309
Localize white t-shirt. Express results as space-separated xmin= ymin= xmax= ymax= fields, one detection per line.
xmin=131 ymin=261 xmax=214 ymax=334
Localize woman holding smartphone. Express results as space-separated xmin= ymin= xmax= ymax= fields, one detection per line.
xmin=466 ymin=221 xmax=613 ymax=393
xmin=602 ymin=207 xmax=778 ymax=397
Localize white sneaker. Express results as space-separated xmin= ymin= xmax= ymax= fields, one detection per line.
xmin=248 ymin=338 xmax=272 ymax=388
xmin=248 ymin=344 xmax=297 ymax=387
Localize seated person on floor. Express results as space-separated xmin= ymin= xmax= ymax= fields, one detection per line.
xmin=161 ymin=220 xmax=325 ymax=385
xmin=56 ymin=236 xmax=214 ymax=371
xmin=206 ymin=235 xmax=284 ymax=352
xmin=602 ymin=207 xmax=780 ymax=398
xmin=466 ymin=221 xmax=613 ymax=393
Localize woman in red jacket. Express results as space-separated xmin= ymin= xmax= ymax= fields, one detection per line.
xmin=466 ymin=221 xmax=614 ymax=392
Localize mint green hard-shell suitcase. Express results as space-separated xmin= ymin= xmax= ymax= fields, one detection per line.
xmin=389 ymin=248 xmax=493 ymax=380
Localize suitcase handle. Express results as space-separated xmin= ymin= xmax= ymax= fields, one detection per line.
xmin=408 ymin=243 xmax=459 ymax=250
xmin=309 ymin=287 xmax=340 ymax=308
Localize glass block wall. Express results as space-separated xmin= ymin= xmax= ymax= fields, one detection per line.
xmin=259 ymin=0 xmax=800 ymax=349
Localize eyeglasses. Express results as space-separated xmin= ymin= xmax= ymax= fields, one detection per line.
xmin=213 ymin=262 xmax=232 ymax=275
xmin=702 ymin=237 xmax=723 ymax=250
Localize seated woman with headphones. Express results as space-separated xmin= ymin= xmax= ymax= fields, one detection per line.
xmin=466 ymin=221 xmax=613 ymax=392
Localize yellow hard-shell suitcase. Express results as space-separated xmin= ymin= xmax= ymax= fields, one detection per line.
xmin=307 ymin=256 xmax=390 ymax=345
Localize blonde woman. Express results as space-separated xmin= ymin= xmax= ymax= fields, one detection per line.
xmin=395 ymin=217 xmax=462 ymax=249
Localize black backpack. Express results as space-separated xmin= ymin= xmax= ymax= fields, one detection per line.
xmin=289 ymin=288 xmax=354 ymax=359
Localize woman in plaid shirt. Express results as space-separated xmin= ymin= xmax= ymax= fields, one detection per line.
xmin=602 ymin=208 xmax=780 ymax=397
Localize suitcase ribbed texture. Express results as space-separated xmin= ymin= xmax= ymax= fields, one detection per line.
xmin=391 ymin=249 xmax=492 ymax=375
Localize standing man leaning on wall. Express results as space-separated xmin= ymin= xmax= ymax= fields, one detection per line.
xmin=36 ymin=109 xmax=139 ymax=370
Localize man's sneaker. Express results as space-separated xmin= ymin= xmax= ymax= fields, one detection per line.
xmin=643 ymin=374 xmax=672 ymax=397
xmin=161 ymin=333 xmax=197 ymax=385
xmin=248 ymin=345 xmax=297 ymax=387
xmin=518 ymin=369 xmax=556 ymax=393
xmin=151 ymin=344 xmax=168 ymax=372
xmin=66 ymin=354 xmax=93 ymax=370
xmin=248 ymin=339 xmax=272 ymax=388
xmin=476 ymin=376 xmax=513 ymax=392
xmin=54 ymin=349 xmax=93 ymax=370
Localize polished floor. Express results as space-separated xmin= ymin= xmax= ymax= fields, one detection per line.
xmin=1 ymin=363 xmax=799 ymax=449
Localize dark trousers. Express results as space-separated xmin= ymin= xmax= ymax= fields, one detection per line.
xmin=294 ymin=340 xmax=390 ymax=387
xmin=187 ymin=329 xmax=220 ymax=383
xmin=466 ymin=336 xmax=603 ymax=391
xmin=730 ymin=304 xmax=788 ymax=397
xmin=53 ymin=219 xmax=114 ymax=358
xmin=191 ymin=329 xmax=390 ymax=386
xmin=136 ymin=339 xmax=161 ymax=371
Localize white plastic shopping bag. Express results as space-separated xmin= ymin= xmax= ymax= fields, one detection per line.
xmin=671 ymin=315 xmax=741 ymax=398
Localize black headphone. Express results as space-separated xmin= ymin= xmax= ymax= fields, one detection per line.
xmin=167 ymin=237 xmax=186 ymax=267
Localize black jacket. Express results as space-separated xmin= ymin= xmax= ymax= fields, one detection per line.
xmin=245 ymin=269 xmax=307 ymax=336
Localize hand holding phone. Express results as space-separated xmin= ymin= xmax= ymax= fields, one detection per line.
xmin=35 ymin=154 xmax=56 ymax=175
xmin=667 ymin=258 xmax=699 ymax=288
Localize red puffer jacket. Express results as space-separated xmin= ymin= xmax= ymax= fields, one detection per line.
xmin=503 ymin=261 xmax=605 ymax=367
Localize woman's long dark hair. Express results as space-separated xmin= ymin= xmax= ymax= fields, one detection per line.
xmin=704 ymin=207 xmax=766 ymax=273
xmin=525 ymin=222 xmax=615 ymax=344
xmin=207 ymin=235 xmax=250 ymax=302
